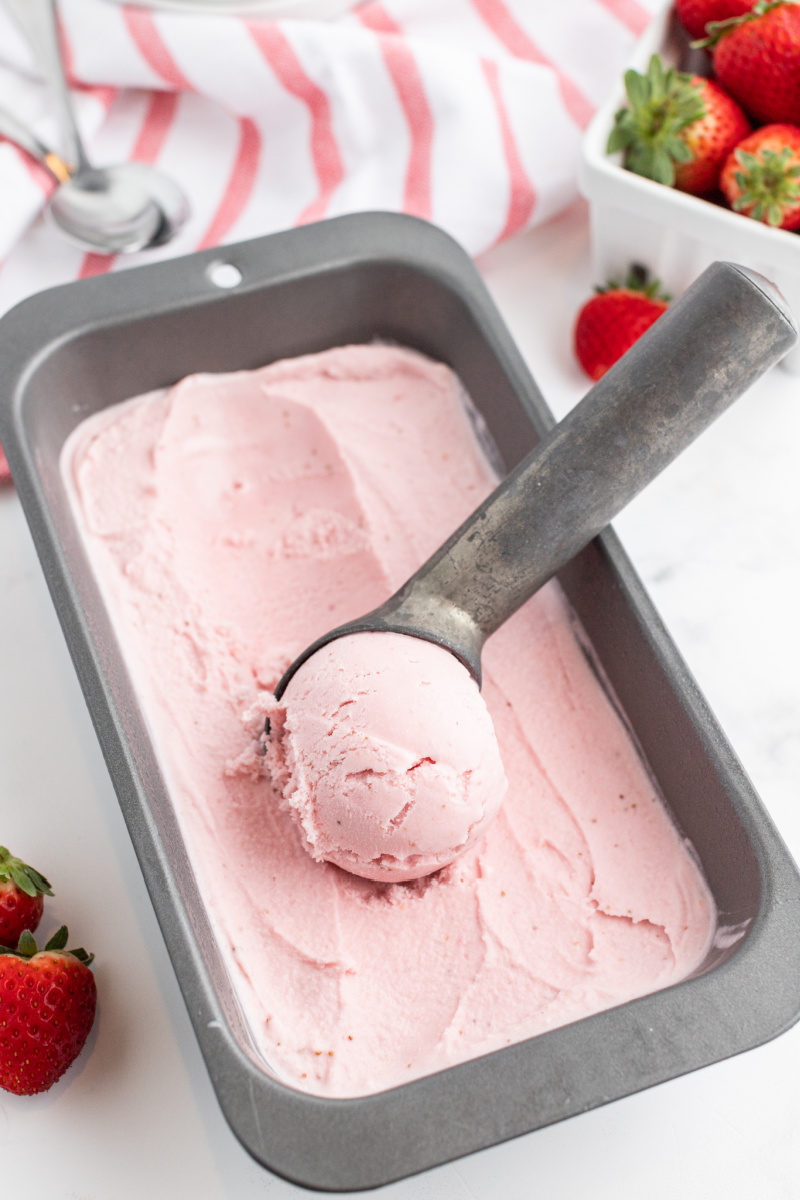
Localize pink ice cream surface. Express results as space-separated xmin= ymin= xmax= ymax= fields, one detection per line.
xmin=268 ymin=632 xmax=507 ymax=882
xmin=62 ymin=343 xmax=716 ymax=1098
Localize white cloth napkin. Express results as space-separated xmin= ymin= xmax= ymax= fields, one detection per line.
xmin=0 ymin=0 xmax=660 ymax=315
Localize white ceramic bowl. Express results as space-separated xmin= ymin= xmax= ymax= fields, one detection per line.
xmin=579 ymin=1 xmax=800 ymax=372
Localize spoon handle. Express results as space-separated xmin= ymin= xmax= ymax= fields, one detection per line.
xmin=0 ymin=102 xmax=70 ymax=182
xmin=4 ymin=0 xmax=89 ymax=173
xmin=275 ymin=262 xmax=796 ymax=698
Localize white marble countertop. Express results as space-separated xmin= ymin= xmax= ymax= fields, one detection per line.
xmin=1 ymin=200 xmax=799 ymax=1198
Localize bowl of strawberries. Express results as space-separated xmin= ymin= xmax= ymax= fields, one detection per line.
xmin=580 ymin=0 xmax=800 ymax=372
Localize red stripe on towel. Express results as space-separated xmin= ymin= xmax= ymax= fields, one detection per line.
xmin=123 ymin=9 xmax=195 ymax=90
xmin=247 ymin=24 xmax=344 ymax=224
xmin=4 ymin=144 xmax=57 ymax=197
xmin=197 ymin=117 xmax=261 ymax=249
xmin=593 ymin=0 xmax=652 ymax=36
xmin=471 ymin=0 xmax=595 ymax=130
xmin=78 ymin=253 xmax=113 ymax=278
xmin=57 ymin=9 xmax=117 ymax=108
xmin=55 ymin=9 xmax=78 ymax=83
xmin=357 ymin=4 xmax=433 ymax=220
xmin=55 ymin=14 xmax=117 ymax=119
xmin=481 ymin=59 xmax=536 ymax=243
xmin=132 ymin=89 xmax=180 ymax=163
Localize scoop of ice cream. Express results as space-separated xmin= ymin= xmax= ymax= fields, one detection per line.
xmin=266 ymin=631 xmax=508 ymax=882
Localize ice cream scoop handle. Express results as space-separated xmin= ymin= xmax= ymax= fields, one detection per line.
xmin=274 ymin=262 xmax=797 ymax=697
xmin=400 ymin=262 xmax=796 ymax=671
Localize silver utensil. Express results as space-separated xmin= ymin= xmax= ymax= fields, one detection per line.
xmin=0 ymin=99 xmax=161 ymax=253
xmin=3 ymin=0 xmax=189 ymax=254
xmin=274 ymin=262 xmax=797 ymax=699
xmin=0 ymin=102 xmax=69 ymax=183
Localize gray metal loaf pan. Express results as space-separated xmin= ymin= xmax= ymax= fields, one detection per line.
xmin=1 ymin=213 xmax=799 ymax=1192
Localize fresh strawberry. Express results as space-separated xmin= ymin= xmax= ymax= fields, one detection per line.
xmin=673 ymin=77 xmax=752 ymax=191
xmin=720 ymin=123 xmax=800 ymax=227
xmin=676 ymin=0 xmax=757 ymax=39
xmin=0 ymin=441 xmax=10 ymax=487
xmin=574 ymin=267 xmax=670 ymax=382
xmin=0 ymin=846 xmax=53 ymax=949
xmin=0 ymin=926 xmax=96 ymax=1095
xmin=699 ymin=1 xmax=800 ymax=126
xmin=607 ymin=54 xmax=751 ymax=195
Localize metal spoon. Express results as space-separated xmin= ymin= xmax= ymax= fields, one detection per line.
xmin=274 ymin=262 xmax=797 ymax=699
xmin=0 ymin=100 xmax=163 ymax=253
xmin=3 ymin=0 xmax=188 ymax=254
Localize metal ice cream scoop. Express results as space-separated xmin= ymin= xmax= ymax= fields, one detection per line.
xmin=274 ymin=261 xmax=797 ymax=699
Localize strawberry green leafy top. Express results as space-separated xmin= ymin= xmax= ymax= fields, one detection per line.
xmin=594 ymin=263 xmax=671 ymax=300
xmin=0 ymin=925 xmax=94 ymax=965
xmin=694 ymin=0 xmax=790 ymax=48
xmin=731 ymin=145 xmax=800 ymax=224
xmin=608 ymin=54 xmax=706 ymax=186
xmin=0 ymin=845 xmax=53 ymax=898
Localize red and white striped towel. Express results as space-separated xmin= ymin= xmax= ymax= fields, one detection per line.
xmin=0 ymin=0 xmax=660 ymax=316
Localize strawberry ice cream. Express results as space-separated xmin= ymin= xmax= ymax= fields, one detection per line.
xmin=266 ymin=632 xmax=507 ymax=882
xmin=62 ymin=343 xmax=716 ymax=1098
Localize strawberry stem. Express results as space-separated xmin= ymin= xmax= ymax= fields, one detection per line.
xmin=0 ymin=846 xmax=53 ymax=898
xmin=596 ymin=264 xmax=671 ymax=301
xmin=45 ymin=925 xmax=68 ymax=952
xmin=0 ymin=924 xmax=95 ymax=965
xmin=693 ymin=0 xmax=788 ymax=48
xmin=732 ymin=146 xmax=800 ymax=225
xmin=16 ymin=929 xmax=37 ymax=957
xmin=607 ymin=55 xmax=706 ymax=187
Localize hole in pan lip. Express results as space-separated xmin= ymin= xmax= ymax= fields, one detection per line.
xmin=206 ymin=261 xmax=243 ymax=290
